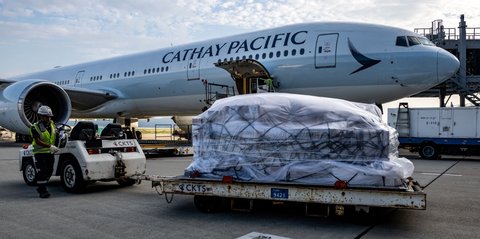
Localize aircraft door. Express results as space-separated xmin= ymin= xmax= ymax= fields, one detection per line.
xmin=315 ymin=33 xmax=339 ymax=68
xmin=74 ymin=70 xmax=85 ymax=87
xmin=187 ymin=59 xmax=200 ymax=80
xmin=214 ymin=59 xmax=272 ymax=95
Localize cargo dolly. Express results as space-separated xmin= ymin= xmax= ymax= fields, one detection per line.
xmin=137 ymin=174 xmax=426 ymax=216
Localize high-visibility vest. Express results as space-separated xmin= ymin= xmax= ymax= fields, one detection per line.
xmin=30 ymin=121 xmax=56 ymax=154
xmin=266 ymin=78 xmax=274 ymax=91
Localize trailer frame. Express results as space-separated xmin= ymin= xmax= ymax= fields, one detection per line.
xmin=141 ymin=175 xmax=426 ymax=214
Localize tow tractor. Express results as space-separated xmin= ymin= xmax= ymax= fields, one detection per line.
xmin=19 ymin=121 xmax=147 ymax=193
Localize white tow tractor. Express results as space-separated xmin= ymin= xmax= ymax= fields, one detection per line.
xmin=19 ymin=121 xmax=147 ymax=193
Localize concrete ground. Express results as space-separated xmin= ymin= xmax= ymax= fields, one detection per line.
xmin=0 ymin=141 xmax=478 ymax=239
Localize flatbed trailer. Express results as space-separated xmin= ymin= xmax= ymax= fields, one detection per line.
xmin=138 ymin=139 xmax=192 ymax=155
xmin=140 ymin=175 xmax=426 ymax=216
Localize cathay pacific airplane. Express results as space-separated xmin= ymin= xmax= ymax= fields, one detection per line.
xmin=0 ymin=22 xmax=459 ymax=134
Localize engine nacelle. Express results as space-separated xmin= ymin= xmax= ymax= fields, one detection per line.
xmin=0 ymin=79 xmax=71 ymax=134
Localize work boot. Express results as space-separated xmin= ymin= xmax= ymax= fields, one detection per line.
xmin=36 ymin=185 xmax=50 ymax=198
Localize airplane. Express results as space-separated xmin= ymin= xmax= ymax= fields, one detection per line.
xmin=0 ymin=21 xmax=459 ymax=135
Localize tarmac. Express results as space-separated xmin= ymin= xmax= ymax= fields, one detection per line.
xmin=0 ymin=140 xmax=479 ymax=239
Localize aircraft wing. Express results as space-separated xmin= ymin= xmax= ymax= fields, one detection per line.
xmin=0 ymin=78 xmax=16 ymax=84
xmin=63 ymin=86 xmax=117 ymax=110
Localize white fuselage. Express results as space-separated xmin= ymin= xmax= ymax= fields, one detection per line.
xmin=9 ymin=22 xmax=459 ymax=119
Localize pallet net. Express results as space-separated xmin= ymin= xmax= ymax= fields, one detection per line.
xmin=186 ymin=93 xmax=413 ymax=187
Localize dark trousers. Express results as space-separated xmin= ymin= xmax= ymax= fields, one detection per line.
xmin=34 ymin=153 xmax=54 ymax=185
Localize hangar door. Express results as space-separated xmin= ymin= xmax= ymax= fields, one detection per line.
xmin=315 ymin=33 xmax=339 ymax=68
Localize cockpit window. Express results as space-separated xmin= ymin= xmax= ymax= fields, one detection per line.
xmin=417 ymin=36 xmax=435 ymax=46
xmin=396 ymin=36 xmax=435 ymax=47
xmin=407 ymin=36 xmax=421 ymax=46
xmin=396 ymin=36 xmax=408 ymax=47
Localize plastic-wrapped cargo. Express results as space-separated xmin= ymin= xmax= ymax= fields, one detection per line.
xmin=186 ymin=93 xmax=414 ymax=187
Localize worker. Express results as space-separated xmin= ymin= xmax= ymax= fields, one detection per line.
xmin=30 ymin=105 xmax=58 ymax=198
xmin=265 ymin=78 xmax=274 ymax=92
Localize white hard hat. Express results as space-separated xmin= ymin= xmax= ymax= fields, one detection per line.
xmin=37 ymin=105 xmax=54 ymax=117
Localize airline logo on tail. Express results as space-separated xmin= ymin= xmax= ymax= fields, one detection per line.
xmin=348 ymin=38 xmax=381 ymax=74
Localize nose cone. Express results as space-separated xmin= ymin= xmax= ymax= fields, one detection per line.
xmin=437 ymin=49 xmax=460 ymax=83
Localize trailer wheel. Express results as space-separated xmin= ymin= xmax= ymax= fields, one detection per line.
xmin=60 ymin=159 xmax=85 ymax=193
xmin=419 ymin=144 xmax=439 ymax=160
xmin=193 ymin=195 xmax=223 ymax=213
xmin=22 ymin=159 xmax=37 ymax=186
xmin=116 ymin=178 xmax=136 ymax=186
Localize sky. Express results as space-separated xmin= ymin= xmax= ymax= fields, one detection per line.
xmin=0 ymin=0 xmax=479 ymax=110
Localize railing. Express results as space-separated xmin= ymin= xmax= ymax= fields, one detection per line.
xmin=151 ymin=124 xmax=192 ymax=141
xmin=206 ymin=82 xmax=235 ymax=105
xmin=415 ymin=27 xmax=480 ymax=40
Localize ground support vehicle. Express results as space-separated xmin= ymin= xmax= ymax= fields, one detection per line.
xmin=0 ymin=127 xmax=13 ymax=140
xmin=139 ymin=140 xmax=192 ymax=156
xmin=139 ymin=175 xmax=426 ymax=216
xmin=137 ymin=123 xmax=193 ymax=156
xmin=388 ymin=104 xmax=480 ymax=159
xmin=19 ymin=122 xmax=147 ymax=193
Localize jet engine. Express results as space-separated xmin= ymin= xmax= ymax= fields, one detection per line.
xmin=0 ymin=79 xmax=71 ymax=134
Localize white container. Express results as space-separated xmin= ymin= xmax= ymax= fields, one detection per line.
xmin=387 ymin=107 xmax=480 ymax=138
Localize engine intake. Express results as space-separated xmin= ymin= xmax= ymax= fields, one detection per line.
xmin=0 ymin=79 xmax=71 ymax=134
